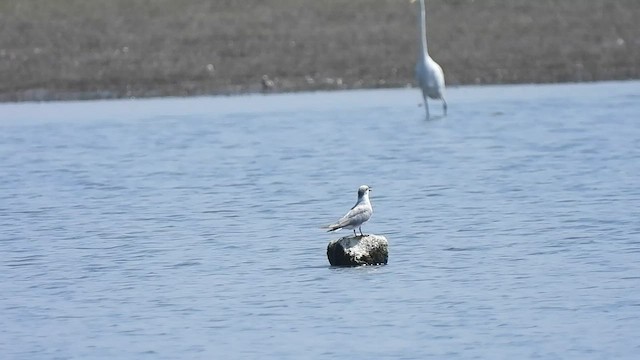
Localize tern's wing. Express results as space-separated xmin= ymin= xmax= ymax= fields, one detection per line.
xmin=324 ymin=204 xmax=372 ymax=232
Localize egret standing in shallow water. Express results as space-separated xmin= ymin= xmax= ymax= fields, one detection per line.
xmin=412 ymin=0 xmax=447 ymax=118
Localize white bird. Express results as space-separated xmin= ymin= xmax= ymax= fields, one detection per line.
xmin=261 ymin=74 xmax=275 ymax=92
xmin=323 ymin=185 xmax=373 ymax=237
xmin=412 ymin=0 xmax=447 ymax=118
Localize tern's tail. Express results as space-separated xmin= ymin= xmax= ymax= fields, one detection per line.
xmin=321 ymin=223 xmax=342 ymax=232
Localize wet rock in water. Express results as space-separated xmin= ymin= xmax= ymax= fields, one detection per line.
xmin=326 ymin=234 xmax=388 ymax=266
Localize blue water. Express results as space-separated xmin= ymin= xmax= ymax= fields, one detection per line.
xmin=1 ymin=81 xmax=639 ymax=359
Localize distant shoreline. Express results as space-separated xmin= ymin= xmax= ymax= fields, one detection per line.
xmin=2 ymin=0 xmax=638 ymax=103
xmin=5 ymin=79 xmax=640 ymax=106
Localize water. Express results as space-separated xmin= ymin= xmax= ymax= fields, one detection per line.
xmin=1 ymin=81 xmax=639 ymax=359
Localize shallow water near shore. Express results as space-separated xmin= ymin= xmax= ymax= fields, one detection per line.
xmin=2 ymin=81 xmax=640 ymax=359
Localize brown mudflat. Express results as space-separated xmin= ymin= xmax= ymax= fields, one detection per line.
xmin=1 ymin=0 xmax=638 ymax=102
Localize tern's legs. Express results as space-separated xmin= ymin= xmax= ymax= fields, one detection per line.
xmin=358 ymin=226 xmax=364 ymax=237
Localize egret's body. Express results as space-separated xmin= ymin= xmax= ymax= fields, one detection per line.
xmin=413 ymin=0 xmax=446 ymax=118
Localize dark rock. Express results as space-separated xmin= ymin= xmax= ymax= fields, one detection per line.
xmin=326 ymin=234 xmax=388 ymax=266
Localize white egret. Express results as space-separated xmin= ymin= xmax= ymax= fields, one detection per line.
xmin=412 ymin=0 xmax=447 ymax=118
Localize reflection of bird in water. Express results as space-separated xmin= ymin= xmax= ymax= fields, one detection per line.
xmin=412 ymin=0 xmax=447 ymax=118
xmin=261 ymin=75 xmax=275 ymax=92
xmin=323 ymin=185 xmax=373 ymax=237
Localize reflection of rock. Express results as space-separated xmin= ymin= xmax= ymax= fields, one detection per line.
xmin=261 ymin=75 xmax=275 ymax=92
xmin=326 ymin=234 xmax=388 ymax=266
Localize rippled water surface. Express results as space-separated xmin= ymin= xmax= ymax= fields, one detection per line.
xmin=2 ymin=81 xmax=639 ymax=359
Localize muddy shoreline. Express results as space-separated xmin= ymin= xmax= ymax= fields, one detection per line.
xmin=1 ymin=0 xmax=638 ymax=102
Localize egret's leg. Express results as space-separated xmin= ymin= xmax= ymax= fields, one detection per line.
xmin=442 ymin=97 xmax=448 ymax=116
xmin=359 ymin=226 xmax=364 ymax=237
xmin=424 ymin=96 xmax=430 ymax=119
xmin=353 ymin=229 xmax=357 ymax=237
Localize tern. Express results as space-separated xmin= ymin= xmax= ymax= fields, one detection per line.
xmin=323 ymin=185 xmax=373 ymax=237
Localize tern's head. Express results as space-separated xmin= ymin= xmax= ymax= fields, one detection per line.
xmin=357 ymin=185 xmax=372 ymax=198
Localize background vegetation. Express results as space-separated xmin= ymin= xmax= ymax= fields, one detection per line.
xmin=1 ymin=0 xmax=638 ymax=101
